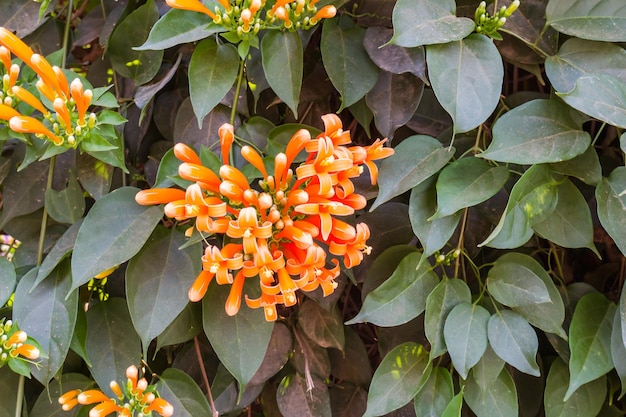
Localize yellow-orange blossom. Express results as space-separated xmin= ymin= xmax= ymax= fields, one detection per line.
xmin=136 ymin=114 xmax=393 ymax=321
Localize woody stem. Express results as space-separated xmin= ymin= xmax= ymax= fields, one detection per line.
xmin=194 ymin=336 xmax=218 ymax=417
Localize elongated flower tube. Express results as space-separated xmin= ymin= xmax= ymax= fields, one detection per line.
xmin=310 ymin=5 xmax=336 ymax=23
xmin=0 ymin=320 xmax=41 ymax=367
xmin=165 ymin=0 xmax=217 ymax=20
xmin=219 ymin=123 xmax=235 ymax=166
xmin=70 ymin=78 xmax=92 ymax=125
xmin=0 ymin=46 xmax=10 ymax=70
xmin=11 ymin=86 xmax=48 ymax=115
xmin=0 ymin=103 xmax=20 ymax=121
xmin=10 ymin=115 xmax=62 ymax=145
xmin=0 ymin=27 xmax=34 ymax=65
xmin=30 ymin=54 xmax=63 ymax=98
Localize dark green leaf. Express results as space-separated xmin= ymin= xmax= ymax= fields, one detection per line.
xmin=596 ymin=167 xmax=626 ymax=256
xmin=0 ymin=160 xmax=48 ymax=230
xmin=203 ymin=280 xmax=274 ymax=390
xmin=348 ymin=98 xmax=374 ymax=137
xmin=249 ymin=322 xmax=292 ymax=386
xmin=69 ymin=308 xmax=90 ymax=367
xmin=189 ymin=39 xmax=239 ymax=126
xmin=13 ymin=262 xmax=78 ymax=384
xmin=424 ymin=278 xmax=472 ymax=360
xmin=137 ymin=9 xmax=223 ymax=50
xmin=76 ymin=153 xmax=113 ymax=200
xmin=544 ymin=358 xmax=606 ymax=417
xmin=328 ymin=327 xmax=372 ymax=386
xmin=390 ymin=0 xmax=474 ymax=47
xmin=321 ymin=18 xmax=379 ymax=111
xmin=30 ymin=373 xmax=92 ymax=417
xmin=611 ymin=307 xmax=626 ymax=399
xmin=71 ymin=187 xmax=164 ymax=291
xmin=85 ymin=298 xmax=142 ymax=397
xmin=361 ymin=245 xmax=420 ymax=298
xmin=44 ymin=172 xmax=85 ymax=224
xmin=262 ymin=30 xmax=303 ymax=116
xmin=546 ymin=0 xmax=626 ymax=42
xmin=363 ymin=27 xmax=426 ymax=80
xmin=363 ymin=342 xmax=431 ymax=417
xmin=277 ymin=373 xmax=332 ymax=417
xmin=0 ymin=366 xmax=18 ymax=417
xmin=108 ymin=0 xmax=163 ymax=85
xmin=298 ymin=299 xmax=344 ymax=350
xmin=566 ymin=292 xmax=614 ymax=400
xmin=292 ymin=327 xmax=331 ymax=379
xmin=479 ymin=99 xmax=590 ymax=164
xmin=32 ymin=219 xmax=82 ymax=289
xmin=426 ymin=34 xmax=503 ymax=133
xmin=156 ymin=302 xmax=202 ymax=351
xmin=0 ymin=258 xmax=15 ymax=307
xmin=432 ymin=158 xmax=509 ymax=218
xmin=488 ymin=310 xmax=540 ymax=376
xmin=487 ymin=259 xmax=551 ymax=307
xmin=372 ymin=135 xmax=454 ymax=211
xmin=156 ymin=368 xmax=213 ymax=417
xmin=443 ymin=302 xmax=490 ymax=379
xmin=329 ymin=384 xmax=368 ymax=417
xmin=174 ymin=100 xmax=231 ymax=151
xmin=346 ymin=252 xmax=439 ymax=327
xmin=464 ymin=368 xmax=519 ymax=417
xmin=414 ymin=366 xmax=454 ymax=417
xmin=0 ymin=0 xmax=46 ymax=37
xmin=549 ymin=145 xmax=601 ymax=186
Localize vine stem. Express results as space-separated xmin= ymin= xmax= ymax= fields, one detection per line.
xmin=194 ymin=336 xmax=218 ymax=417
xmin=228 ymin=58 xmax=246 ymax=163
xmin=36 ymin=156 xmax=56 ymax=266
xmin=14 ymin=374 xmax=24 ymax=417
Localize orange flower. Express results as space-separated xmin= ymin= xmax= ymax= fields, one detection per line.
xmin=245 ymin=292 xmax=283 ymax=321
xmin=135 ymin=187 xmax=186 ymax=205
xmin=36 ymin=78 xmax=56 ymax=102
xmin=0 ymin=45 xmax=10 ymax=69
xmin=70 ymin=78 xmax=92 ymax=125
xmin=319 ymin=113 xmax=351 ymax=146
xmin=165 ymin=0 xmax=217 ymax=20
xmin=225 ymin=270 xmax=246 ymax=316
xmin=249 ymin=0 xmax=263 ymax=14
xmin=89 ymin=400 xmax=123 ymax=417
xmin=352 ymin=138 xmax=394 ymax=184
xmin=189 ymin=244 xmax=244 ymax=301
xmin=163 ymin=183 xmax=227 ymax=232
xmin=295 ymin=200 xmax=354 ymax=240
xmin=274 ymin=6 xmax=291 ymax=27
xmin=53 ymin=97 xmax=72 ymax=130
xmin=329 ymin=222 xmax=371 ymax=268
xmin=310 ymin=5 xmax=337 ymax=23
xmin=227 ymin=207 xmax=273 ymax=254
xmin=145 ymin=398 xmax=174 ymax=417
xmin=219 ymin=123 xmax=234 ymax=165
xmin=178 ymin=162 xmax=222 ymax=193
xmin=241 ymin=8 xmax=253 ymax=32
xmin=269 ymin=0 xmax=290 ymax=15
xmin=58 ymin=390 xmax=80 ymax=411
xmin=9 ymin=115 xmax=62 ymax=145
xmin=296 ymin=136 xmax=353 ymax=195
xmin=0 ymin=103 xmax=20 ymax=121
xmin=11 ymin=86 xmax=48 ymax=115
xmin=30 ymin=54 xmax=63 ymax=98
xmin=173 ymin=142 xmax=202 ymax=165
xmin=0 ymin=27 xmax=34 ymax=65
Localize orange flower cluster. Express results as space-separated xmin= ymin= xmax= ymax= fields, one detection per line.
xmin=59 ymin=365 xmax=173 ymax=417
xmin=165 ymin=0 xmax=336 ymax=36
xmin=0 ymin=27 xmax=95 ymax=147
xmin=136 ymin=114 xmax=393 ymax=321
xmin=0 ymin=319 xmax=40 ymax=365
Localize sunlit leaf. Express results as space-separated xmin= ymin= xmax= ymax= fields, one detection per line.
xmin=262 ymin=30 xmax=302 ymax=117
xmin=488 ymin=310 xmax=540 ymax=376
xmin=546 ymin=0 xmax=626 ymax=42
xmin=550 ymin=145 xmax=601 ymax=186
xmin=414 ymin=366 xmax=454 ymax=417
xmin=596 ymin=167 xmax=626 ymax=256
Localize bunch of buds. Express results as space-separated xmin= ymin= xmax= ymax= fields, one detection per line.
xmin=0 ymin=319 xmax=40 ymax=367
xmin=59 ymin=365 xmax=174 ymax=417
xmin=0 ymin=27 xmax=96 ymax=148
xmin=136 ymin=114 xmax=393 ymax=321
xmin=165 ymin=0 xmax=336 ymax=40
xmin=474 ymin=0 xmax=520 ymax=40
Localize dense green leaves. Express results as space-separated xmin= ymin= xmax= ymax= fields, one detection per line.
xmin=44 ymin=172 xmax=85 ymax=224
xmin=546 ymin=0 xmax=626 ymax=42
xmin=464 ymin=368 xmax=518 ymax=417
xmin=414 ymin=367 xmax=454 ymax=417
xmin=443 ymin=303 xmax=490 ymax=379
xmin=487 ymin=258 xmax=551 ymax=307
xmin=262 ymin=30 xmax=303 ymax=117
xmin=487 ymin=310 xmax=540 ymax=376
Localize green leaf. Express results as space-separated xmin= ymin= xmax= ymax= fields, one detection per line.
xmin=126 ymin=226 xmax=201 ymax=354
xmin=363 ymin=342 xmax=431 ymax=417
xmin=44 ymin=172 xmax=85 ymax=224
xmin=107 ymin=0 xmax=163 ymax=85
xmin=372 ymin=135 xmax=454 ymax=211
xmin=346 ymin=252 xmax=439 ymax=327
xmin=557 ymin=74 xmax=626 ymax=128
xmin=71 ymin=187 xmax=164 ymax=291
xmin=189 ymin=39 xmax=239 ymax=126
xmin=261 ymin=30 xmax=303 ymax=117
xmin=329 ymin=384 xmax=368 ymax=417
xmin=441 ymin=392 xmax=463 ymax=417
xmin=390 ymin=0 xmax=475 ymax=47
xmin=414 ymin=366 xmax=454 ymax=417
xmin=137 ymin=9 xmax=223 ymax=50
xmin=550 ymin=145 xmax=602 ymax=186
xmin=479 ymin=99 xmax=591 ymax=164
xmin=0 ymin=258 xmax=15 ymax=307
xmin=486 ymin=259 xmax=551 ymax=307
xmin=361 ymin=245 xmax=420 ymax=299
xmin=321 ymin=18 xmax=379 ymax=111
xmin=13 ymin=262 xmax=78 ymax=384
xmin=0 ymin=366 xmax=18 ymax=417
xmin=426 ymin=34 xmax=503 ymax=133
xmin=85 ymin=298 xmax=142 ymax=398
xmin=545 ymin=38 xmax=626 ymax=93
xmin=544 ymin=358 xmax=606 ymax=417
xmin=487 ymin=310 xmax=540 ymax=376
xmin=328 ymin=327 xmax=372 ymax=386
xmin=363 ymin=27 xmax=426 ymax=80
xmin=533 ymin=179 xmax=598 ymax=254
xmin=298 ymin=299 xmax=344 ymax=351
xmin=277 ymin=373 xmax=332 ymax=417
xmin=203 ymin=280 xmax=274 ymax=390
xmin=464 ymin=368 xmax=519 ymax=417
xmin=471 ymin=345 xmax=505 ymax=393
xmin=30 ymin=373 xmax=92 ymax=417
xmin=156 ymin=368 xmax=213 ymax=417
xmin=249 ymin=322 xmax=292 ymax=386
xmin=76 ymin=153 xmax=113 ymax=200
xmin=69 ymin=308 xmax=90 ymax=367
xmin=546 ymin=0 xmax=626 ymax=42
xmin=610 ymin=307 xmax=626 ymax=399
xmin=292 ymin=327 xmax=330 ymax=379
xmin=443 ymin=302 xmax=490 ymax=379
xmin=424 ymin=278 xmax=472 ymax=360
xmin=409 ymin=177 xmax=461 ymax=257
xmin=565 ymin=292 xmax=615 ymax=400
xmin=156 ymin=302 xmax=202 ymax=351
xmin=596 ymin=167 xmax=626 ymax=256
xmin=32 ymin=219 xmax=81 ymax=289
xmin=0 ymin=160 xmax=48 ymax=230
xmin=480 ymin=164 xmax=557 ymax=249
xmin=432 ymin=158 xmax=509 ymax=218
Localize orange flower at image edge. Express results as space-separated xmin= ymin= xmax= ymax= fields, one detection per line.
xmin=136 ymin=114 xmax=394 ymax=321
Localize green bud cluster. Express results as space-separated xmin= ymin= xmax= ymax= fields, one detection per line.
xmin=434 ymin=249 xmax=462 ymax=267
xmin=474 ymin=0 xmax=520 ymax=40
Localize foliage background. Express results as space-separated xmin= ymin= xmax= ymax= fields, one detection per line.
xmin=1 ymin=0 xmax=626 ymax=416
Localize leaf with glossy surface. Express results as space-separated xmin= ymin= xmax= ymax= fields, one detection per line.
xmin=488 ymin=310 xmax=540 ymax=376
xmin=0 ymin=258 xmax=15 ymax=307
xmin=203 ymin=280 xmax=274 ymax=390
xmin=189 ymin=39 xmax=238 ymax=126
xmin=544 ymin=358 xmax=606 ymax=417
xmin=443 ymin=302 xmax=490 ymax=379
xmin=464 ymin=368 xmax=519 ymax=417
xmin=262 ymin=30 xmax=302 ymax=116
xmin=546 ymin=0 xmax=626 ymax=42
xmin=480 ymin=99 xmax=590 ymax=164
xmin=137 ymin=9 xmax=222 ymax=50
xmin=565 ymin=292 xmax=614 ymax=399
xmin=364 ymin=342 xmax=431 ymax=417
xmin=86 ymin=298 xmax=141 ymax=397
xmin=424 ymin=278 xmax=472 ymax=360
xmin=156 ymin=368 xmax=213 ymax=417
xmin=126 ymin=226 xmax=201 ymax=353
xmin=390 ymin=0 xmax=474 ymax=47
xmin=277 ymin=373 xmax=332 ymax=417
xmin=432 ymin=158 xmax=509 ymax=218
xmin=13 ymin=262 xmax=77 ymax=385
xmin=372 ymin=135 xmax=453 ymax=211
xmin=298 ymin=299 xmax=344 ymax=350
xmin=71 ymin=187 xmax=164 ymax=291
xmin=346 ymin=252 xmax=439 ymax=327
xmin=321 ymin=18 xmax=379 ymax=111
xmin=596 ymin=167 xmax=626 ymax=256
xmin=427 ymin=34 xmax=503 ymax=133
xmin=414 ymin=366 xmax=454 ymax=417
xmin=487 ymin=260 xmax=551 ymax=307
xmin=156 ymin=302 xmax=202 ymax=351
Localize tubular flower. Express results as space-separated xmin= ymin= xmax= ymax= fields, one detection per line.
xmin=59 ymin=365 xmax=173 ymax=417
xmin=310 ymin=5 xmax=336 ymax=23
xmin=11 ymin=86 xmax=48 ymax=115
xmin=0 ymin=319 xmax=41 ymax=368
xmin=0 ymin=27 xmax=34 ymax=65
xmin=136 ymin=114 xmax=393 ymax=320
xmin=10 ymin=115 xmax=62 ymax=145
xmin=165 ymin=0 xmax=217 ymax=20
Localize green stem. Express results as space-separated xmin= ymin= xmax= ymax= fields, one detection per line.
xmin=37 ymin=156 xmax=56 ymax=266
xmin=61 ymin=0 xmax=74 ymax=69
xmin=14 ymin=374 xmax=24 ymax=417
xmin=228 ymin=58 xmax=246 ymax=164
